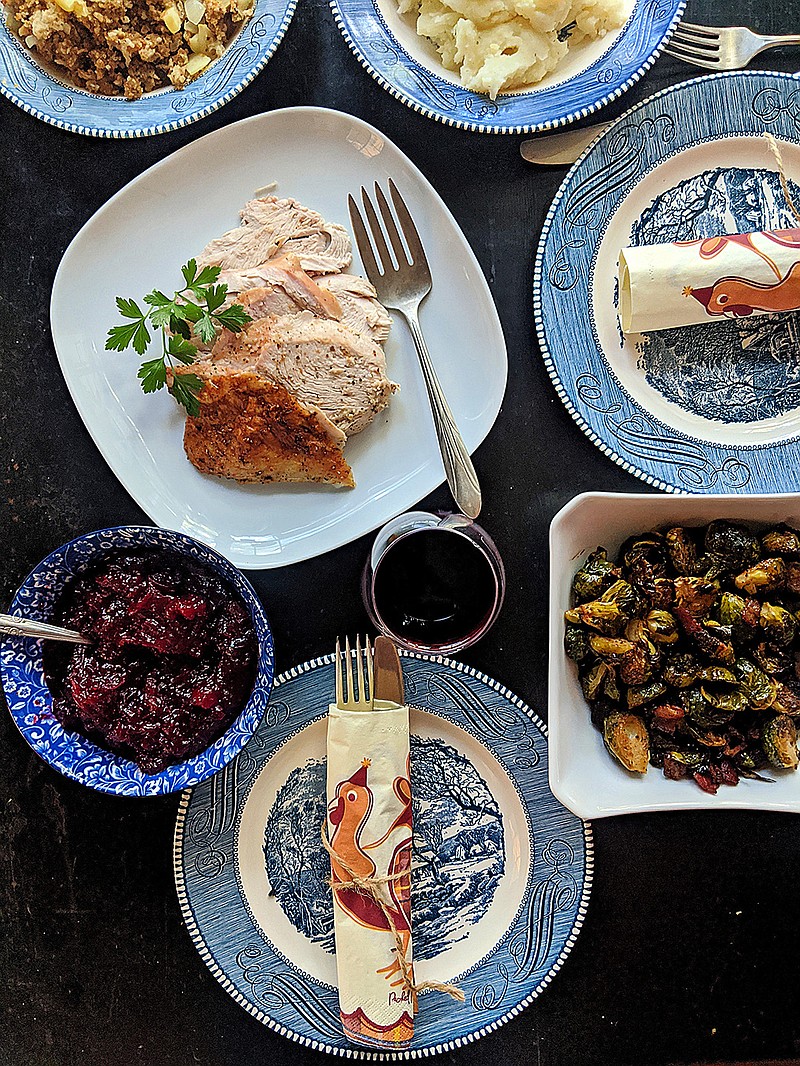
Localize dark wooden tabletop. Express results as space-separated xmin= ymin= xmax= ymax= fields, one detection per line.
xmin=4 ymin=1 xmax=800 ymax=1063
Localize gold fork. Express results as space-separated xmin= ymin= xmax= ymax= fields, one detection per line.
xmin=335 ymin=635 xmax=374 ymax=711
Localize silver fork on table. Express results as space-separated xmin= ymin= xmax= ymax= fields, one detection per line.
xmin=665 ymin=21 xmax=800 ymax=70
xmin=521 ymin=20 xmax=800 ymax=166
xmin=334 ymin=635 xmax=374 ymax=712
xmin=348 ymin=181 xmax=482 ymax=520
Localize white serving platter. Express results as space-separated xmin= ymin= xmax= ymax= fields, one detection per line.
xmin=549 ymin=492 xmax=800 ymax=819
xmin=51 ymin=106 xmax=507 ymax=569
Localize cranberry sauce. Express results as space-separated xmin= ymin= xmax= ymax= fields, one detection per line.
xmin=43 ymin=550 xmax=257 ymax=774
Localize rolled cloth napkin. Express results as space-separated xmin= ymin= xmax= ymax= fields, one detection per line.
xmin=618 ymin=228 xmax=800 ymax=333
xmin=326 ymin=701 xmax=414 ymax=1049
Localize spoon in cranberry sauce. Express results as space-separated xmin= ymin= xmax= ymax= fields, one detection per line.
xmin=0 ymin=613 xmax=91 ymax=645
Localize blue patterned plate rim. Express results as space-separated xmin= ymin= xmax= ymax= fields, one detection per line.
xmin=327 ymin=0 xmax=685 ymax=134
xmin=0 ymin=525 xmax=275 ymax=796
xmin=173 ymin=651 xmax=594 ymax=1057
xmin=0 ymin=0 xmax=296 ymax=138
xmin=533 ymin=70 xmax=800 ymax=495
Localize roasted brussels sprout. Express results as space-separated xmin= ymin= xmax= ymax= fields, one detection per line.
xmin=646 ymin=609 xmax=679 ymax=644
xmin=772 ymin=682 xmax=800 ymax=717
xmin=571 ymin=548 xmax=618 ymax=604
xmin=759 ymin=603 xmax=796 ymax=645
xmin=762 ymin=715 xmax=799 ymax=769
xmin=718 ymin=592 xmax=761 ymax=634
xmin=761 ymin=525 xmax=800 ymax=556
xmin=705 ymin=520 xmax=760 ymax=570
xmin=665 ymin=527 xmax=698 ymax=576
xmin=564 ymin=624 xmax=590 ymax=663
xmin=753 ymin=641 xmax=792 ymax=677
xmin=734 ymin=659 xmax=777 ymax=712
xmin=580 ymin=660 xmax=610 ymax=701
xmin=588 ymin=635 xmax=635 ymax=660
xmin=674 ymin=577 xmax=719 ymax=618
xmin=565 ymin=599 xmax=626 ymax=635
xmin=618 ymin=643 xmax=652 ymax=686
xmin=735 ymin=557 xmax=786 ymax=594
xmin=627 ymin=678 xmax=667 ymax=709
xmin=603 ymin=712 xmax=649 ymax=773
xmin=566 ymin=519 xmax=800 ymax=792
xmin=662 ymin=652 xmax=700 ymax=688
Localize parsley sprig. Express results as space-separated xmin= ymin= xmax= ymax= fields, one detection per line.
xmin=106 ymin=260 xmax=251 ymax=416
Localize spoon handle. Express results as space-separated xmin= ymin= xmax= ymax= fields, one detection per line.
xmin=0 ymin=613 xmax=90 ymax=645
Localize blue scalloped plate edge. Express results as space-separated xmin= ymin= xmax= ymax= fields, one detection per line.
xmin=173 ymin=651 xmax=594 ymax=1058
xmin=327 ymin=0 xmax=685 ymax=134
xmin=0 ymin=0 xmax=297 ymax=138
xmin=532 ymin=69 xmax=800 ymax=494
xmin=0 ymin=525 xmax=275 ymax=796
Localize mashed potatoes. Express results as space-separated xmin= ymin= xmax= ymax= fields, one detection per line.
xmin=397 ymin=0 xmax=626 ymax=99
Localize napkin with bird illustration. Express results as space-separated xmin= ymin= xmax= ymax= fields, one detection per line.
xmin=619 ymin=227 xmax=800 ymax=333
xmin=326 ymin=703 xmax=414 ymax=1049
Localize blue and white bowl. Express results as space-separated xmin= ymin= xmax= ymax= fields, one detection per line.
xmin=329 ymin=0 xmax=685 ymax=133
xmin=0 ymin=0 xmax=296 ymax=137
xmin=0 ymin=525 xmax=274 ymax=796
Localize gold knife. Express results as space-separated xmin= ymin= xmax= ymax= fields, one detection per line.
xmin=373 ymin=636 xmax=405 ymax=705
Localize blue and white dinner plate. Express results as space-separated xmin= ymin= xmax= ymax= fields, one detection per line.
xmin=174 ymin=654 xmax=592 ymax=1057
xmin=0 ymin=0 xmax=295 ymax=137
xmin=328 ymin=0 xmax=684 ymax=133
xmin=535 ymin=71 xmax=800 ymax=493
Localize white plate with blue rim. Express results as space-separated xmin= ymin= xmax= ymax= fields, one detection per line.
xmin=535 ymin=70 xmax=800 ymax=493
xmin=328 ymin=0 xmax=684 ymax=134
xmin=0 ymin=0 xmax=295 ymax=137
xmin=174 ymin=653 xmax=593 ymax=1057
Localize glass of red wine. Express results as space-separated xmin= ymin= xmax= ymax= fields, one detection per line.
xmin=362 ymin=512 xmax=505 ymax=654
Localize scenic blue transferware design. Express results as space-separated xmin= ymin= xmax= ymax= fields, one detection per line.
xmin=535 ymin=71 xmax=800 ymax=493
xmin=0 ymin=0 xmax=296 ymax=137
xmin=328 ymin=0 xmax=684 ymax=133
xmin=0 ymin=526 xmax=274 ymax=796
xmin=630 ymin=168 xmax=800 ymax=424
xmin=175 ymin=655 xmax=593 ymax=1058
xmin=265 ymin=737 xmax=505 ymax=960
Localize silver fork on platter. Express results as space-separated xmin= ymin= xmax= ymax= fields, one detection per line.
xmin=665 ymin=21 xmax=800 ymax=70
xmin=348 ymin=181 xmax=482 ymax=520
xmin=334 ymin=635 xmax=374 ymax=712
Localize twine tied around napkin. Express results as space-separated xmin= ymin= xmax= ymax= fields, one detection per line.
xmin=764 ymin=133 xmax=800 ymax=224
xmin=321 ymin=821 xmax=465 ymax=1011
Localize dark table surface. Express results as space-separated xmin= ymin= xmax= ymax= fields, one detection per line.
xmin=4 ymin=1 xmax=800 ymax=1063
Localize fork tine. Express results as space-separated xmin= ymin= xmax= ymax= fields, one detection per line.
xmin=345 ymin=635 xmax=354 ymax=705
xmin=675 ymin=21 xmax=719 ymax=37
xmin=348 ymin=194 xmax=382 ymax=281
xmin=361 ymin=187 xmax=395 ymax=273
xmin=664 ymin=43 xmax=720 ymax=68
xmin=356 ymin=634 xmax=366 ymax=704
xmin=335 ymin=637 xmax=343 ymax=706
xmin=374 ymin=183 xmax=411 ymax=269
xmin=388 ymin=179 xmax=429 ymax=271
xmin=671 ymin=27 xmax=718 ymax=51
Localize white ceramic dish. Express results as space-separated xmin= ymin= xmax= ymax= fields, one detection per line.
xmin=51 ymin=106 xmax=507 ymax=569
xmin=549 ymin=492 xmax=800 ymax=819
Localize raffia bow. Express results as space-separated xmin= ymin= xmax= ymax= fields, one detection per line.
xmin=320 ymin=821 xmax=464 ymax=1011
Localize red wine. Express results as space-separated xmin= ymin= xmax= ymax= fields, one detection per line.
xmin=371 ymin=528 xmax=499 ymax=648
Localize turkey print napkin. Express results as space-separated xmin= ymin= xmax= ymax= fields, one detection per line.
xmin=619 ymin=227 xmax=800 ymax=333
xmin=326 ymin=702 xmax=414 ymax=1049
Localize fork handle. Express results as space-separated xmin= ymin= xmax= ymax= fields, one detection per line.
xmin=404 ymin=308 xmax=482 ymax=519
xmin=757 ymin=33 xmax=800 ymax=47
